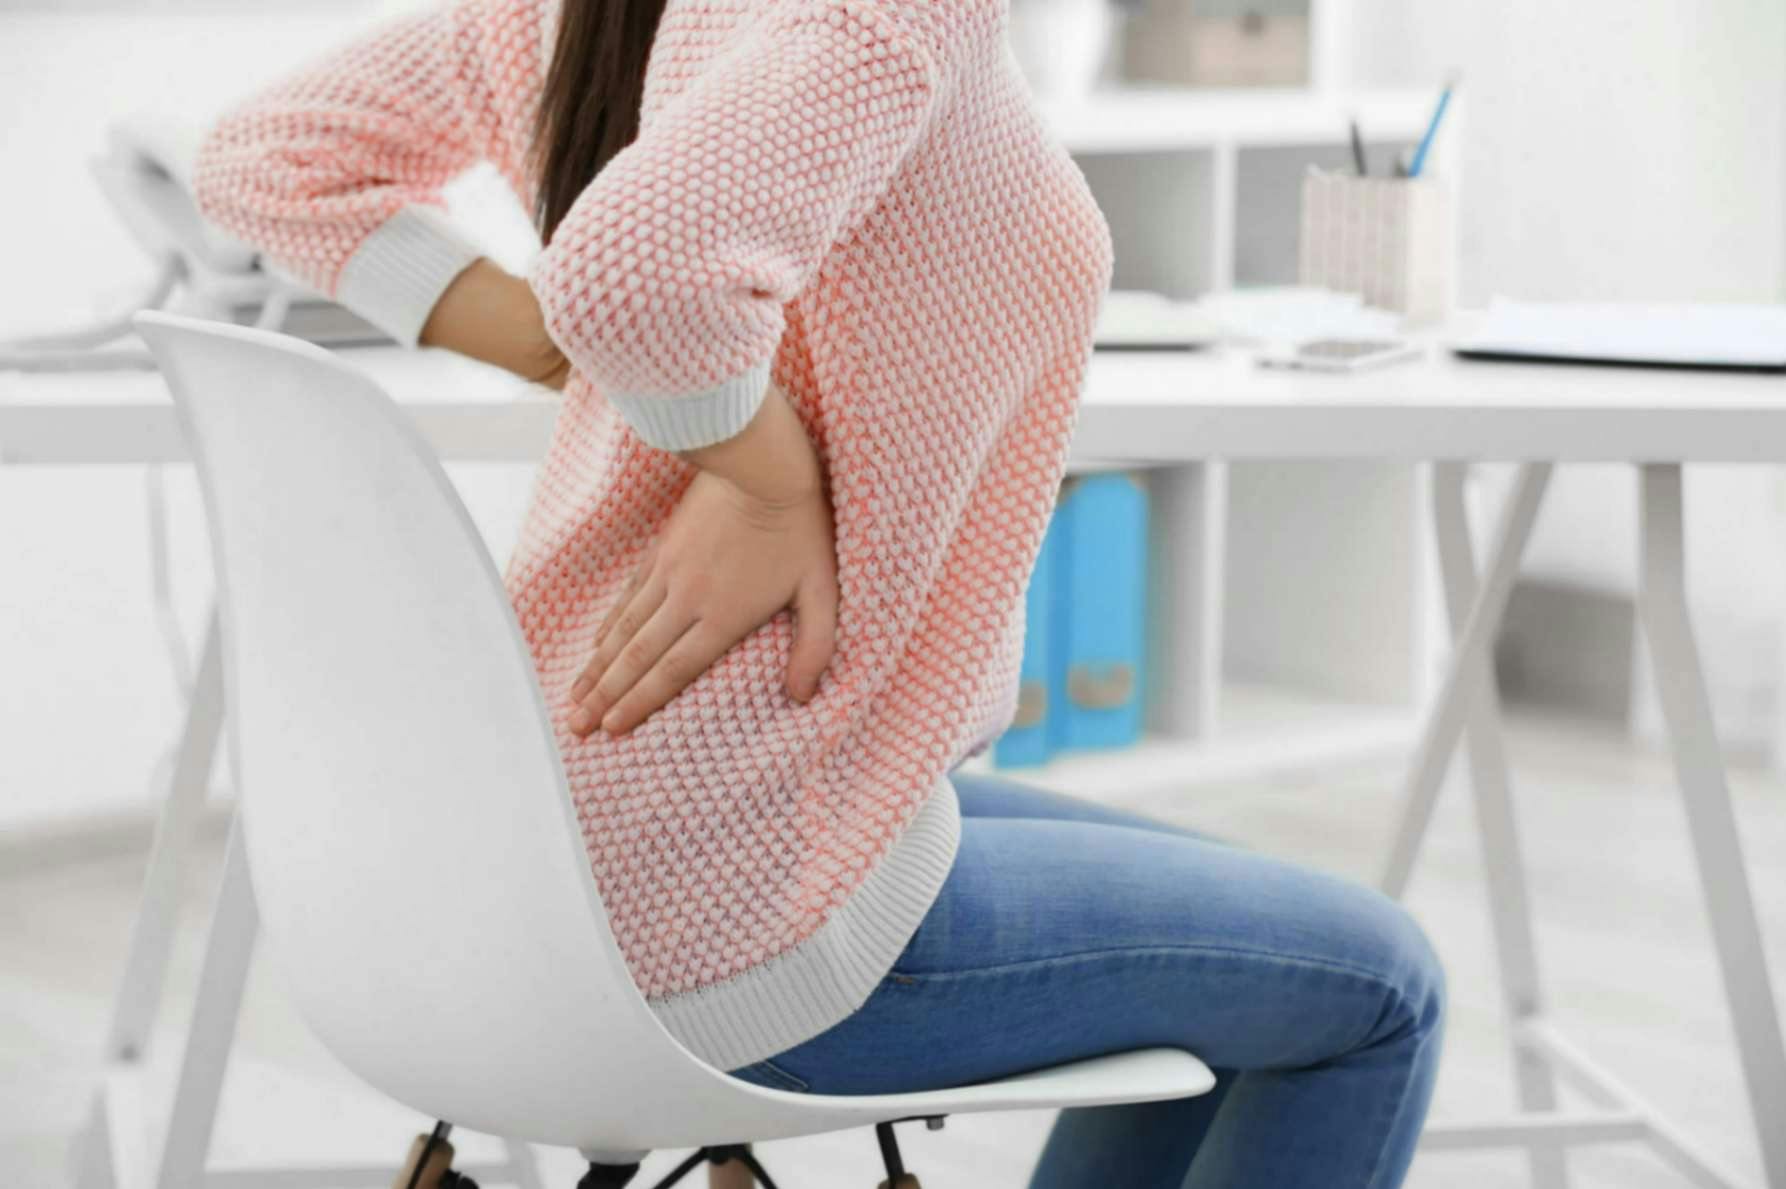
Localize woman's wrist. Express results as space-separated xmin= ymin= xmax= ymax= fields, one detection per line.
xmin=419 ymin=258 xmax=569 ymax=388
xmin=678 ymin=381 xmax=821 ymax=507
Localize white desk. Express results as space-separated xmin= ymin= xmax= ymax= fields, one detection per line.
xmin=23 ymin=342 xmax=1786 ymax=467
xmin=1078 ymin=346 xmax=1786 ymax=463
xmin=0 ymin=347 xmax=560 ymax=466
xmin=1086 ymin=348 xmax=1786 ymax=1189
xmin=6 ymin=344 xmax=1783 ymax=1189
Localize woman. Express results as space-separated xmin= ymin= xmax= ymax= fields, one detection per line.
xmin=192 ymin=0 xmax=1445 ymax=1183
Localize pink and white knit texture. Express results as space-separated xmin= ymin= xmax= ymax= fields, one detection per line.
xmin=194 ymin=0 xmax=1113 ymax=1008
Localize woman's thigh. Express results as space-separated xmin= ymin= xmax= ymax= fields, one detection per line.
xmin=950 ymin=769 xmax=1213 ymax=839
xmin=732 ymin=808 xmax=1442 ymax=1096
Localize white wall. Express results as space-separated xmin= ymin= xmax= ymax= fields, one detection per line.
xmin=1352 ymin=0 xmax=1786 ymax=306
xmin=0 ymin=6 xmax=540 ymax=834
xmin=1351 ymin=0 xmax=1786 ymax=746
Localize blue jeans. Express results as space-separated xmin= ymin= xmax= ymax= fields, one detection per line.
xmin=729 ymin=772 xmax=1446 ymax=1188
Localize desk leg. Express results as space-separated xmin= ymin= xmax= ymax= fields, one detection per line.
xmin=89 ymin=808 xmax=545 ymax=1188
xmin=1638 ymin=463 xmax=1786 ymax=1188
xmin=154 ymin=812 xmax=258 ymax=1187
xmin=74 ymin=614 xmax=227 ymax=1189
xmin=104 ymin=614 xmax=225 ymax=1061
xmin=73 ymin=609 xmax=542 ymax=1188
xmin=1146 ymin=461 xmax=1227 ymax=742
xmin=1380 ymin=462 xmax=1552 ymax=897
xmin=1431 ymin=463 xmax=1567 ymax=1189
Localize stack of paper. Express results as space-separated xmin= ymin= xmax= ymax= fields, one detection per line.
xmin=1455 ymin=299 xmax=1786 ymax=370
xmin=1198 ymin=286 xmax=1403 ymax=345
xmin=1094 ymin=290 xmax=1222 ymax=350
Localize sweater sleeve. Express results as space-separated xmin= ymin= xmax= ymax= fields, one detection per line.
xmin=529 ymin=0 xmax=943 ymax=452
xmin=190 ymin=1 xmax=511 ymax=347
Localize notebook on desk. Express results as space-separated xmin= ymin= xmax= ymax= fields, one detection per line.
xmin=1453 ymin=299 xmax=1786 ymax=372
xmin=1093 ymin=290 xmax=1221 ymax=351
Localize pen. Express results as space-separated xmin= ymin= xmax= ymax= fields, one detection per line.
xmin=1407 ymin=73 xmax=1458 ymax=179
xmin=1349 ymin=118 xmax=1369 ymax=177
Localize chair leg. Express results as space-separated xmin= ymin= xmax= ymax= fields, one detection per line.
xmin=582 ymin=1158 xmax=645 ymax=1189
xmin=728 ymin=1147 xmax=781 ymax=1189
xmin=648 ymin=1146 xmax=773 ymax=1189
xmin=706 ymin=1145 xmax=755 ymax=1189
xmin=640 ymin=1149 xmax=705 ymax=1189
xmin=872 ymin=1122 xmax=921 ymax=1189
xmin=394 ymin=1123 xmax=481 ymax=1189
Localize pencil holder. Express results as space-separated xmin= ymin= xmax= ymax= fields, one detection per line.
xmin=1299 ymin=170 xmax=1453 ymax=324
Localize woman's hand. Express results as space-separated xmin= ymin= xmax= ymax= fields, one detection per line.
xmin=420 ymin=258 xmax=569 ymax=389
xmin=566 ymin=384 xmax=839 ymax=737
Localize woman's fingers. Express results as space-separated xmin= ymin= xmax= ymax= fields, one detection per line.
xmin=597 ymin=620 xmax=719 ymax=736
xmin=562 ymin=467 xmax=839 ymax=737
xmin=574 ymin=566 xmax=654 ymax=703
xmin=785 ymin=572 xmax=838 ymax=702
xmin=571 ymin=591 xmax=679 ymax=733
xmin=568 ymin=578 xmax=832 ymax=736
xmin=569 ymin=576 xmax=668 ymax=732
xmin=585 ymin=547 xmax=655 ymax=659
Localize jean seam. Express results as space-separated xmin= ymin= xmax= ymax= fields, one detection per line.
xmin=1360 ymin=984 xmax=1444 ymax=1188
xmin=1362 ymin=1019 xmax=1404 ymax=1189
xmin=750 ymin=1058 xmax=811 ymax=1094
xmin=892 ymin=942 xmax=1409 ymax=990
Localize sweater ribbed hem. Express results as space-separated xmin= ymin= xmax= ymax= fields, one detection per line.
xmin=646 ymin=774 xmax=961 ymax=1071
xmin=605 ymin=361 xmax=771 ymax=452
xmin=335 ymin=205 xmax=485 ymax=347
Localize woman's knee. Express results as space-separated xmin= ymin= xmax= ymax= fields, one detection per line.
xmin=1353 ymin=889 xmax=1447 ymax=1046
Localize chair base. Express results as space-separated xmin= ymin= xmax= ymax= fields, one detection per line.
xmin=394 ymin=1127 xmax=481 ymax=1189
xmin=395 ymin=1114 xmax=940 ymax=1189
xmin=643 ymin=1144 xmax=777 ymax=1189
xmin=706 ymin=1146 xmax=756 ymax=1189
xmin=707 ymin=1154 xmax=754 ymax=1189
xmin=578 ymin=1160 xmax=643 ymax=1189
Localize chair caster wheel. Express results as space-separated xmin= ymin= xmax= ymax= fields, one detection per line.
xmin=393 ymin=1131 xmax=479 ymax=1189
xmin=876 ymin=1178 xmax=921 ymax=1189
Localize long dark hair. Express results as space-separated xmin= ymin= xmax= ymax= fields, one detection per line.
xmin=532 ymin=0 xmax=671 ymax=243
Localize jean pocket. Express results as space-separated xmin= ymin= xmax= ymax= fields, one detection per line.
xmin=730 ymin=1058 xmax=811 ymax=1093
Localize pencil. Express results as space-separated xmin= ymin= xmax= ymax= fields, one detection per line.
xmin=1408 ymin=74 xmax=1459 ymax=179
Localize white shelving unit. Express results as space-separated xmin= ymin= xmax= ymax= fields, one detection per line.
xmin=1035 ymin=86 xmax=1438 ymax=155
xmin=979 ymin=5 xmax=1453 ymax=796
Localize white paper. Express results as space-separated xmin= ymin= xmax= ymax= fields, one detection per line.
xmin=1095 ymin=289 xmax=1223 ymax=347
xmin=1199 ymin=286 xmax=1402 ymax=345
xmin=1457 ymin=299 xmax=1786 ymax=368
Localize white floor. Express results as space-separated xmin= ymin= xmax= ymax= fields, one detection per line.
xmin=6 ymin=709 xmax=1785 ymax=1189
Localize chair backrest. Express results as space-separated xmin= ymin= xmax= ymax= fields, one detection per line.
xmin=136 ymin=312 xmax=756 ymax=1145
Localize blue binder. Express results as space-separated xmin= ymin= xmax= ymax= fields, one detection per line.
xmin=1050 ymin=473 xmax=1148 ymax=752
xmin=993 ymin=509 xmax=1062 ymax=768
xmin=994 ymin=473 xmax=1148 ymax=767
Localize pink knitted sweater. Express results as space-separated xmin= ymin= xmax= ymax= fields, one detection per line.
xmin=194 ymin=0 xmax=1112 ymax=1069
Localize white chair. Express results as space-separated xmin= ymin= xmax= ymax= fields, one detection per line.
xmin=134 ymin=310 xmax=1215 ymax=1189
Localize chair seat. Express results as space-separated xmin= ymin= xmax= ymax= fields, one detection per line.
xmin=692 ymin=1048 xmax=1217 ymax=1147
xmin=830 ymin=1046 xmax=1216 ymax=1115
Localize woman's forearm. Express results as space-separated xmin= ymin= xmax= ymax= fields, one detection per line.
xmin=419 ymin=258 xmax=570 ymax=388
xmin=421 ymin=259 xmax=819 ymax=499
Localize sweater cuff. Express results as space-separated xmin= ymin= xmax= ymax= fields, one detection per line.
xmin=605 ymin=361 xmax=771 ymax=451
xmin=335 ymin=205 xmax=485 ymax=347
